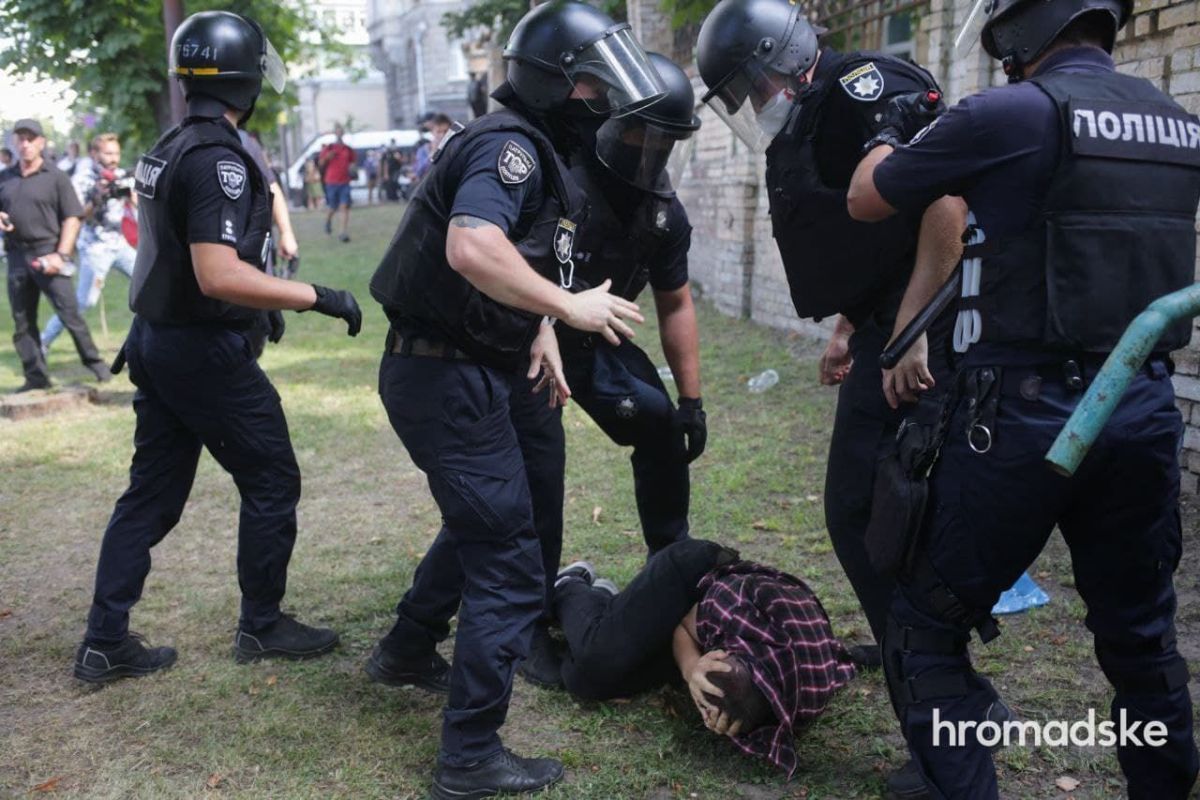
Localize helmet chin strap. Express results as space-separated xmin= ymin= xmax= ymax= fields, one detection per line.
xmin=238 ymin=99 xmax=257 ymax=127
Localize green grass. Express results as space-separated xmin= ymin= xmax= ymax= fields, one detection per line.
xmin=1 ymin=204 xmax=1193 ymax=798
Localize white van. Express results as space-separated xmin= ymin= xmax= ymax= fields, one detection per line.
xmin=285 ymin=128 xmax=424 ymax=203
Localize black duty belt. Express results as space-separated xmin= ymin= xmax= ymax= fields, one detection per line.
xmin=996 ymin=356 xmax=1169 ymax=402
xmin=390 ymin=332 xmax=472 ymax=361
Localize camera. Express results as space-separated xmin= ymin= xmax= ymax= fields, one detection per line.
xmin=97 ymin=168 xmax=134 ymax=199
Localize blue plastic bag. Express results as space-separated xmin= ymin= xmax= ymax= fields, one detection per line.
xmin=991 ymin=572 xmax=1050 ymax=615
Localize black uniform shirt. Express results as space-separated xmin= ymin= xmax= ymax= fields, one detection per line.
xmin=585 ymin=177 xmax=691 ymax=294
xmin=0 ymin=159 xmax=84 ymax=251
xmin=444 ymin=130 xmax=544 ymax=237
xmin=170 ymin=134 xmax=254 ymax=251
xmin=812 ymin=48 xmax=935 ymax=188
xmin=646 ymin=196 xmax=691 ymax=293
xmin=872 ymin=47 xmax=1116 ymax=237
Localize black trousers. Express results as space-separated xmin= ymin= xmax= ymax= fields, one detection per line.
xmin=86 ymin=318 xmax=301 ymax=644
xmin=563 ymin=338 xmax=691 ymax=554
xmin=378 ymin=353 xmax=545 ymax=767
xmin=6 ymin=246 xmax=104 ymax=383
xmin=888 ymin=358 xmax=1197 ymax=799
xmin=822 ymin=321 xmax=904 ymax=642
xmin=555 ymin=539 xmax=725 ymax=701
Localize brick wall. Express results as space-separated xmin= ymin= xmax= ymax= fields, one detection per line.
xmin=630 ymin=0 xmax=1200 ymax=491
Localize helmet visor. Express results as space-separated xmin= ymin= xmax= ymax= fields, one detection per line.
xmin=262 ymin=35 xmax=287 ymax=93
xmin=565 ymin=27 xmax=666 ymax=117
xmin=700 ymin=57 xmax=788 ymax=116
xmin=595 ymin=117 xmax=686 ymax=190
xmin=665 ymin=134 xmax=695 ymax=190
xmin=704 ymin=96 xmax=771 ymax=153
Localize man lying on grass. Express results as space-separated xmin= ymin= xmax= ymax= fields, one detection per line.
xmin=552 ymin=540 xmax=857 ymax=774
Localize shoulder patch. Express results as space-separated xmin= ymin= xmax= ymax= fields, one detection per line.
xmin=134 ymin=155 xmax=167 ymax=199
xmin=839 ymin=62 xmax=885 ymax=102
xmin=497 ymin=139 xmax=536 ymax=185
xmin=216 ymin=159 xmax=247 ymax=200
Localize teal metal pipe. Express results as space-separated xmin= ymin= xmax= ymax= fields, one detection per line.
xmin=1045 ymin=284 xmax=1200 ymax=476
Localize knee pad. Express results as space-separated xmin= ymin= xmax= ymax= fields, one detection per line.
xmin=1096 ymin=640 xmax=1190 ymax=696
xmin=882 ymin=613 xmax=974 ymax=724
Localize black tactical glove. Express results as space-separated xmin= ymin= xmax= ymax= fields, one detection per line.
xmin=267 ymin=309 xmax=286 ymax=344
xmin=303 ymin=284 xmax=362 ymax=336
xmin=862 ymin=90 xmax=946 ymax=155
xmin=672 ymin=396 xmax=707 ymax=464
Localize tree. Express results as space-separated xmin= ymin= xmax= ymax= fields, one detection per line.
xmin=0 ymin=0 xmax=348 ymax=155
xmin=442 ymin=0 xmax=626 ymax=54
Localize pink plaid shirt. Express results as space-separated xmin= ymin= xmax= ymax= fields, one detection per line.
xmin=696 ymin=561 xmax=857 ymax=776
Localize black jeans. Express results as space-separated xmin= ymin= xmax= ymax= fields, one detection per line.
xmin=86 ymin=318 xmax=301 ymax=643
xmin=6 ymin=246 xmax=104 ymax=383
xmin=555 ymin=539 xmax=727 ymax=701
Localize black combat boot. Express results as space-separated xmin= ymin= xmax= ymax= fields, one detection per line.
xmin=74 ymin=633 xmax=177 ymax=684
xmin=232 ymin=613 xmax=338 ymax=663
xmin=431 ymin=748 xmax=564 ymax=800
xmin=517 ymin=624 xmax=564 ymax=689
xmin=364 ymin=642 xmax=450 ymax=694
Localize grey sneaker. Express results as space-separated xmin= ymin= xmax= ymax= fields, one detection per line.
xmin=554 ymin=560 xmax=596 ymax=590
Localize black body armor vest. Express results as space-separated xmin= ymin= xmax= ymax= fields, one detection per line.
xmin=567 ymin=160 xmax=675 ymax=302
xmin=766 ymin=52 xmax=939 ymax=323
xmin=965 ymin=69 xmax=1200 ymax=352
xmin=370 ymin=108 xmax=588 ymax=371
xmin=130 ymin=117 xmax=271 ymax=324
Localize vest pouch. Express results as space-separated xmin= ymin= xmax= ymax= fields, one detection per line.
xmin=865 ymin=392 xmax=952 ymax=578
xmin=461 ymin=290 xmax=539 ymax=362
xmin=1044 ymin=211 xmax=1195 ymax=351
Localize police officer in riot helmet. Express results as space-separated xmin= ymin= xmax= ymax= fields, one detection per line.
xmin=564 ymin=52 xmax=706 ymax=560
xmin=365 ymin=2 xmax=661 ymax=796
xmin=697 ymin=3 xmax=985 ymax=794
xmin=73 ymin=11 xmax=362 ymax=684
xmin=848 ymin=0 xmax=1200 ymax=795
xmin=509 ymin=52 xmax=707 ymax=690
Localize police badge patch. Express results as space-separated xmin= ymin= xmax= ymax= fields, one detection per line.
xmin=497 ymin=140 xmax=536 ymax=185
xmin=839 ymin=62 xmax=885 ymax=102
xmin=615 ymin=396 xmax=638 ymax=419
xmin=554 ymin=218 xmax=576 ymax=264
xmin=216 ymin=160 xmax=247 ymax=199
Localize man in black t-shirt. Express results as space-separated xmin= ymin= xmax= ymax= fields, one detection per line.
xmin=0 ymin=118 xmax=109 ymax=391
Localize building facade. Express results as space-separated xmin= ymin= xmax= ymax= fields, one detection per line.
xmin=367 ymin=0 xmax=475 ymax=126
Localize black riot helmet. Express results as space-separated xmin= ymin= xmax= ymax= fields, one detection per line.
xmin=503 ymin=0 xmax=666 ymax=117
xmin=980 ymin=0 xmax=1131 ymax=80
xmin=697 ymin=0 xmax=820 ymax=115
xmin=170 ymin=11 xmax=287 ymax=117
xmin=594 ymin=53 xmax=701 ymax=193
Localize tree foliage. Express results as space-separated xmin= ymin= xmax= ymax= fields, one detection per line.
xmin=442 ymin=0 xmax=626 ymax=52
xmin=657 ymin=0 xmax=718 ymax=26
xmin=0 ymin=0 xmax=349 ymax=155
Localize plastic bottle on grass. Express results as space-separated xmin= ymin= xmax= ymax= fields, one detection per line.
xmin=747 ymin=369 xmax=779 ymax=393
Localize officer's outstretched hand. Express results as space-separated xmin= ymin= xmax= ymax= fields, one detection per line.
xmin=672 ymin=397 xmax=707 ymax=463
xmin=882 ymin=332 xmax=934 ymax=409
xmin=563 ymin=279 xmax=644 ymax=346
xmin=528 ymin=321 xmax=571 ymax=408
xmin=305 ymin=284 xmax=362 ymax=336
xmin=863 ymin=90 xmax=946 ymax=154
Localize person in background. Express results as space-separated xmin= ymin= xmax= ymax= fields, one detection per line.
xmin=366 ymin=148 xmax=380 ymax=205
xmin=0 ymin=118 xmax=110 ymax=391
xmin=57 ymin=141 xmax=81 ymax=177
xmin=318 ymin=123 xmax=354 ymax=242
xmin=304 ymin=155 xmax=323 ymax=211
xmin=43 ymin=133 xmax=136 ymax=354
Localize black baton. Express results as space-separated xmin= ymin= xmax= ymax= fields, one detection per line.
xmin=111 ymin=341 xmax=128 ymax=375
xmin=879 ymin=264 xmax=963 ymax=369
